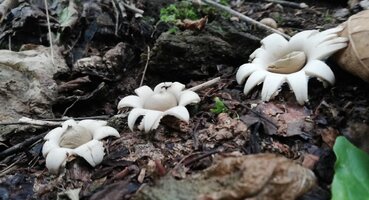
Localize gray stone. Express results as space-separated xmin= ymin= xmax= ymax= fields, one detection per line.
xmin=0 ymin=45 xmax=69 ymax=137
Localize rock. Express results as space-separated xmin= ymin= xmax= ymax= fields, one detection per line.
xmin=360 ymin=0 xmax=369 ymax=9
xmin=348 ymin=0 xmax=360 ymax=9
xmin=148 ymin=19 xmax=261 ymax=82
xmin=0 ymin=45 xmax=69 ymax=137
xmin=133 ymin=154 xmax=316 ymax=200
xmin=333 ymin=8 xmax=350 ymax=20
xmin=260 ymin=18 xmax=278 ymax=29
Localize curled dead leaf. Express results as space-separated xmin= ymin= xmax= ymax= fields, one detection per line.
xmin=177 ymin=16 xmax=208 ymax=31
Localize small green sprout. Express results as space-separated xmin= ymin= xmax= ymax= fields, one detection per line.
xmin=210 ymin=97 xmax=228 ymax=114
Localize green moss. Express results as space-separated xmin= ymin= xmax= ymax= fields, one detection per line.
xmin=168 ymin=26 xmax=179 ymax=34
xmin=159 ymin=1 xmax=200 ymax=23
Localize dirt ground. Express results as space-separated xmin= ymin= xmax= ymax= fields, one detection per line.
xmin=0 ymin=0 xmax=368 ymax=199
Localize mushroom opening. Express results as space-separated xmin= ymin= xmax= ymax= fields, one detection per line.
xmin=267 ymin=51 xmax=307 ymax=74
xmin=59 ymin=125 xmax=93 ymax=149
xmin=143 ymin=91 xmax=178 ymax=111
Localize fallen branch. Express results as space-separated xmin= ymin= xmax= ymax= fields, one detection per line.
xmin=188 ymin=77 xmax=221 ymax=92
xmin=265 ymin=0 xmax=308 ymax=9
xmin=18 ymin=117 xmax=63 ymax=126
xmin=122 ymin=2 xmax=144 ymax=15
xmin=139 ymin=46 xmax=151 ymax=87
xmin=44 ymin=0 xmax=55 ymax=65
xmin=201 ymin=0 xmax=291 ymax=39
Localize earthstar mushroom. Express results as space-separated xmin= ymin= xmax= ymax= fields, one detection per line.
xmin=236 ymin=26 xmax=348 ymax=104
xmin=42 ymin=119 xmax=119 ymax=174
xmin=118 ymin=82 xmax=200 ymax=132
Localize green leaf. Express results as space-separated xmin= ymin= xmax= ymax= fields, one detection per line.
xmin=210 ymin=97 xmax=228 ymax=114
xmin=332 ymin=136 xmax=369 ymax=200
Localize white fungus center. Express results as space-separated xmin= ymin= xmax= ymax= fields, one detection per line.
xmin=59 ymin=125 xmax=93 ymax=149
xmin=143 ymin=91 xmax=177 ymax=111
xmin=267 ymin=51 xmax=307 ymax=74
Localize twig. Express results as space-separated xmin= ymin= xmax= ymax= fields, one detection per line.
xmin=0 ymin=115 xmax=111 ymax=126
xmin=265 ymin=0 xmax=308 ymax=9
xmin=44 ymin=0 xmax=55 ymax=65
xmin=139 ymin=46 xmax=150 ymax=87
xmin=122 ymin=2 xmax=144 ymax=15
xmin=0 ymin=158 xmax=19 ymax=176
xmin=18 ymin=117 xmax=63 ymax=126
xmin=188 ymin=77 xmax=221 ymax=92
xmin=201 ymin=0 xmax=291 ymax=39
xmin=0 ymin=132 xmax=47 ymax=160
xmin=62 ymin=82 xmax=106 ymax=117
xmin=112 ymin=0 xmax=120 ymax=35
xmin=62 ymin=96 xmax=81 ymax=117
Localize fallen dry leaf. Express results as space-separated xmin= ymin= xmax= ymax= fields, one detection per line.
xmin=177 ymin=16 xmax=208 ymax=31
xmin=302 ymin=154 xmax=320 ymax=170
xmin=319 ymin=127 xmax=339 ymax=148
xmin=258 ymin=102 xmax=314 ymax=137
xmin=203 ymin=113 xmax=248 ymax=141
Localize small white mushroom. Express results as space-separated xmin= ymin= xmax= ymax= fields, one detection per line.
xmin=118 ymin=82 xmax=200 ymax=132
xmin=42 ymin=119 xmax=119 ymax=174
xmin=236 ymin=27 xmax=348 ymax=105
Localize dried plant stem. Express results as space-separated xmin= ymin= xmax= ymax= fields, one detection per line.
xmin=188 ymin=77 xmax=221 ymax=92
xmin=44 ymin=0 xmax=55 ymax=65
xmin=122 ymin=2 xmax=144 ymax=15
xmin=18 ymin=117 xmax=63 ymax=127
xmin=265 ymin=0 xmax=308 ymax=9
xmin=139 ymin=46 xmax=150 ymax=87
xmin=201 ymin=0 xmax=291 ymax=39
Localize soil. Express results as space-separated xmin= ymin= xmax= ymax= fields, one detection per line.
xmin=0 ymin=0 xmax=368 ymax=200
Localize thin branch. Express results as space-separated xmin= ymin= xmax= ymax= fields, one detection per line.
xmin=122 ymin=2 xmax=144 ymax=15
xmin=188 ymin=77 xmax=221 ymax=92
xmin=18 ymin=117 xmax=63 ymax=126
xmin=139 ymin=46 xmax=150 ymax=87
xmin=201 ymin=0 xmax=291 ymax=39
xmin=44 ymin=0 xmax=55 ymax=65
xmin=265 ymin=0 xmax=308 ymax=9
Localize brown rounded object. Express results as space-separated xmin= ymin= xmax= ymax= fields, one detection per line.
xmin=335 ymin=10 xmax=369 ymax=83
